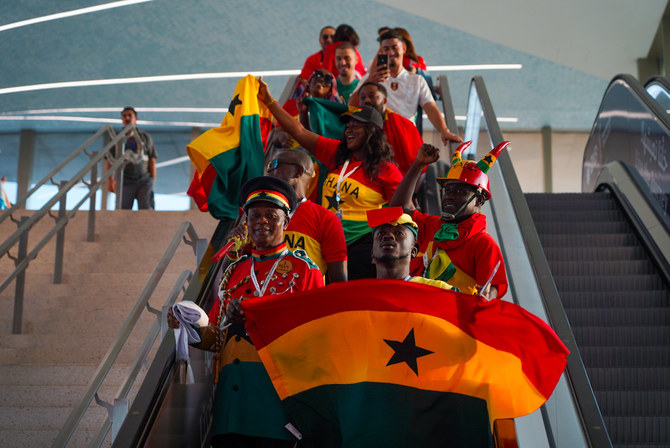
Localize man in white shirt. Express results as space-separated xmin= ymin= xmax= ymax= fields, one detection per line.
xmin=349 ymin=30 xmax=460 ymax=146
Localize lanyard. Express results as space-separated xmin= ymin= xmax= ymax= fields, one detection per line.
xmin=250 ymin=249 xmax=288 ymax=297
xmin=335 ymin=158 xmax=360 ymax=203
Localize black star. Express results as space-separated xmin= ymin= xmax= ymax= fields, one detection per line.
xmin=228 ymin=94 xmax=242 ymax=116
xmin=482 ymin=155 xmax=493 ymax=165
xmin=257 ymin=191 xmax=268 ymax=198
xmin=384 ymin=328 xmax=433 ymax=376
xmin=324 ymin=191 xmax=341 ymax=210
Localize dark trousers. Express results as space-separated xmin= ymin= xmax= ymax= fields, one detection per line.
xmin=121 ymin=176 xmax=155 ymax=210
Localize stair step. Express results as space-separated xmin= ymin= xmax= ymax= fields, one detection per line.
xmin=566 ymin=308 xmax=670 ymax=326
xmin=543 ymin=246 xmax=647 ymax=262
xmin=534 ymin=220 xmax=630 ymax=234
xmin=0 ymin=365 xmax=127 ymax=386
xmin=573 ymin=326 xmax=670 ymax=347
xmin=548 ymin=260 xmax=657 ymax=277
xmin=587 ymin=367 xmax=670 ymax=391
xmin=559 ymin=291 xmax=670 ymax=308
xmin=603 ymin=416 xmax=670 ymax=444
xmin=579 ymin=346 xmax=670 ymax=368
xmin=595 ymin=390 xmax=670 ymax=416
xmin=538 ymin=233 xmax=638 ymax=247
xmin=554 ymin=275 xmax=665 ymax=292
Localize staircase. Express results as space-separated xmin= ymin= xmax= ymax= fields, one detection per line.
xmin=0 ymin=209 xmax=217 ymax=447
xmin=527 ymin=192 xmax=670 ymax=447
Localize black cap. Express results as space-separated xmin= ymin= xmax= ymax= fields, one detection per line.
xmin=239 ymin=176 xmax=297 ymax=214
xmin=340 ymin=105 xmax=384 ymax=130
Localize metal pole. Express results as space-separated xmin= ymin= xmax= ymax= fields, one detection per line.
xmin=54 ymin=180 xmax=67 ymax=284
xmin=87 ymin=151 xmax=98 ymax=242
xmin=12 ymin=216 xmax=29 ymax=334
xmin=115 ymin=142 xmax=125 ymax=210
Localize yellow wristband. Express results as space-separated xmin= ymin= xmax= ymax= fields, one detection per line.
xmin=266 ymin=98 xmax=277 ymax=107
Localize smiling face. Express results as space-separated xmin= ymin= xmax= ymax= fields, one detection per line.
xmin=440 ymin=180 xmax=481 ymax=219
xmin=335 ymin=47 xmax=357 ymax=78
xmin=358 ymin=84 xmax=387 ymax=115
xmin=343 ymin=119 xmax=367 ymax=152
xmin=309 ymin=70 xmax=334 ymax=98
xmin=372 ymin=224 xmax=417 ymax=263
xmin=380 ymin=37 xmax=405 ymax=74
xmin=246 ymin=202 xmax=288 ymax=251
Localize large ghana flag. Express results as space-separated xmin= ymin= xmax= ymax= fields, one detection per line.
xmin=186 ymin=75 xmax=272 ymax=219
xmin=243 ymin=279 xmax=568 ymax=447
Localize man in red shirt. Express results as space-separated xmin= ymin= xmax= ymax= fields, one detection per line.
xmin=299 ymin=26 xmax=335 ymax=83
xmin=390 ymin=141 xmax=509 ymax=299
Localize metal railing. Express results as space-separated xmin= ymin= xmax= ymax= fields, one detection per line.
xmin=0 ymin=124 xmax=141 ymax=333
xmin=51 ymin=221 xmax=208 ymax=447
xmin=466 ymin=75 xmax=611 ymax=447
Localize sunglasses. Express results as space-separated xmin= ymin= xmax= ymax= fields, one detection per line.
xmin=321 ymin=33 xmax=335 ymax=40
xmin=267 ymin=159 xmax=302 ymax=171
xmin=311 ymin=71 xmax=334 ymax=85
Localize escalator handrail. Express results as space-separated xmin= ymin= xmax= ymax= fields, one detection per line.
xmin=581 ymin=73 xmax=670 ymax=184
xmin=469 ymin=76 xmax=613 ymax=447
xmin=595 ymin=161 xmax=670 ymax=288
xmin=644 ymin=75 xmax=670 ymax=93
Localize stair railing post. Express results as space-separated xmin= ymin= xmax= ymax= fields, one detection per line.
xmin=12 ymin=216 xmax=30 ymax=334
xmin=87 ymin=151 xmax=98 ymax=242
xmin=54 ymin=180 xmax=67 ymax=284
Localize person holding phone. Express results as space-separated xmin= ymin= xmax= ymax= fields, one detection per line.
xmin=349 ymin=30 xmax=461 ymax=147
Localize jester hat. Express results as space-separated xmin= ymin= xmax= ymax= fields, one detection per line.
xmin=436 ymin=140 xmax=511 ymax=200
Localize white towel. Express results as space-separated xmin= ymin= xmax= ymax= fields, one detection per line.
xmin=172 ymin=301 xmax=209 ymax=384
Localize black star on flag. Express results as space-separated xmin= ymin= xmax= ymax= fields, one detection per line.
xmin=228 ymin=94 xmax=242 ymax=116
xmin=384 ymin=328 xmax=433 ymax=376
xmin=325 ymin=191 xmax=342 ymax=210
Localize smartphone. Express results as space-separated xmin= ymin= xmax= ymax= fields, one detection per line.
xmin=377 ymin=53 xmax=388 ymax=68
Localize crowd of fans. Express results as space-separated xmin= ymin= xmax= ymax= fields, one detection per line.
xmin=170 ymin=24 xmax=511 ymax=447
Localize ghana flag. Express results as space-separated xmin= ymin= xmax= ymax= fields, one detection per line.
xmin=243 ymin=279 xmax=568 ymax=447
xmin=302 ymin=97 xmax=357 ymax=140
xmin=187 ymin=75 xmax=272 ymax=219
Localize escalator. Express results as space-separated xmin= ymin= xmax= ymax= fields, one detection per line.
xmin=110 ymin=73 xmax=670 ymax=447
xmin=527 ymin=191 xmax=670 ymax=447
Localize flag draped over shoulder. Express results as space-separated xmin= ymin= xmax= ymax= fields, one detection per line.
xmin=243 ymin=279 xmax=568 ymax=447
xmin=186 ymin=75 xmax=272 ymax=219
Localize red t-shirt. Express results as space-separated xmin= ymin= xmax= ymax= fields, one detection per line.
xmin=300 ymin=51 xmax=324 ymax=81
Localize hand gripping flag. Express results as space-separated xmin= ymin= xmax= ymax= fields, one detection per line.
xmin=187 ymin=75 xmax=272 ymax=218
xmin=243 ymin=279 xmax=568 ymax=447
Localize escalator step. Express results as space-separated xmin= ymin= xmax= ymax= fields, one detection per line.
xmin=526 ymin=193 xmax=616 ymax=210
xmin=587 ymin=367 xmax=670 ymax=391
xmin=534 ymin=220 xmax=631 ymax=234
xmin=554 ymin=275 xmax=664 ymax=292
xmin=548 ymin=260 xmax=656 ymax=277
xmin=529 ymin=209 xmax=624 ymax=223
xmin=578 ymin=346 xmax=670 ymax=368
xmin=559 ymin=291 xmax=670 ymax=308
xmin=595 ymin=391 xmax=670 ymax=416
xmin=538 ymin=233 xmax=638 ymax=247
xmin=566 ymin=308 xmax=670 ymax=326
xmin=573 ymin=326 xmax=670 ymax=347
xmin=543 ymin=246 xmax=647 ymax=263
xmin=603 ymin=416 xmax=670 ymax=444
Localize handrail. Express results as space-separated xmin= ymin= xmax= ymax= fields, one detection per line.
xmin=51 ymin=221 xmax=207 ymax=448
xmin=0 ymin=125 xmax=144 ymax=334
xmin=0 ymin=125 xmax=115 ymax=224
xmin=466 ymin=76 xmax=611 ymax=447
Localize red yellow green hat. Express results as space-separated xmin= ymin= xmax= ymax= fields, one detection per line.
xmin=436 ymin=140 xmax=511 ymax=200
xmin=367 ymin=207 xmax=418 ymax=238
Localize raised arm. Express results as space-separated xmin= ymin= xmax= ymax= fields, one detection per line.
xmin=257 ymin=77 xmax=319 ymax=153
xmin=389 ymin=143 xmax=440 ymax=211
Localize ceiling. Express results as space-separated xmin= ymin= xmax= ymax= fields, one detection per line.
xmin=0 ymin=0 xmax=666 ymax=135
